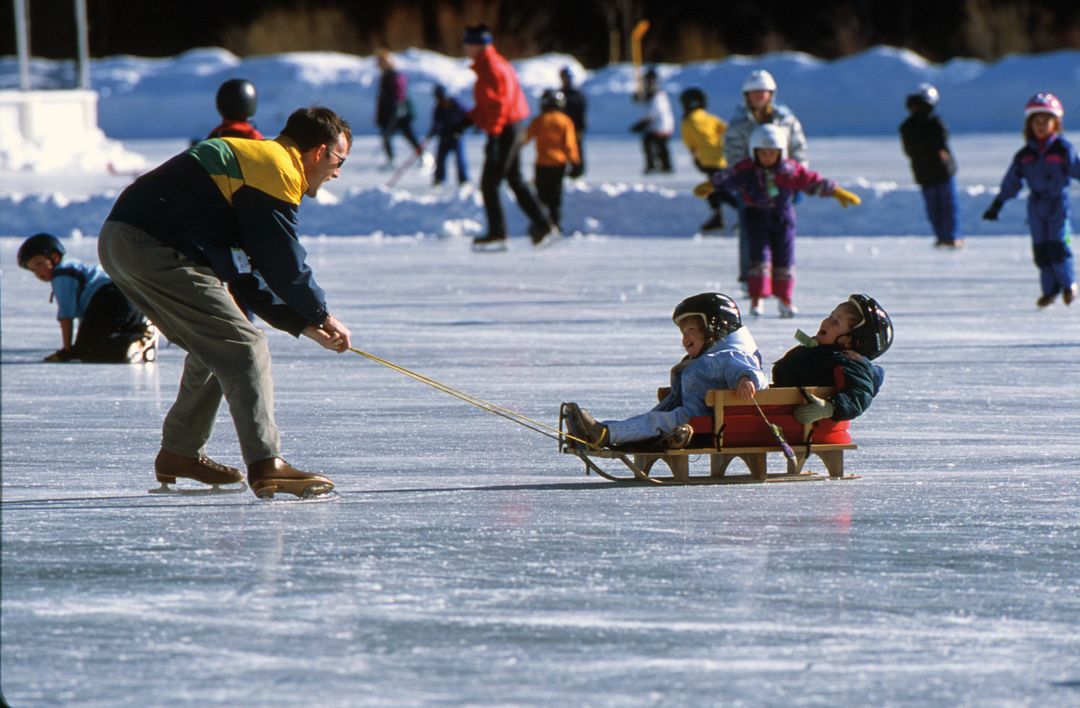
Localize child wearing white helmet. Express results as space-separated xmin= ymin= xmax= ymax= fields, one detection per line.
xmin=983 ymin=92 xmax=1080 ymax=307
xmin=899 ymin=83 xmax=962 ymax=248
xmin=695 ymin=124 xmax=861 ymax=318
xmin=723 ymin=69 xmax=810 ymax=290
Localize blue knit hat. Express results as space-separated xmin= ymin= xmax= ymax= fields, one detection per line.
xmin=463 ymin=24 xmax=493 ymax=45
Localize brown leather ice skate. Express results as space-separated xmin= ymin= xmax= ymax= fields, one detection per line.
xmin=248 ymin=457 xmax=335 ymax=499
xmin=154 ymin=448 xmax=243 ymax=486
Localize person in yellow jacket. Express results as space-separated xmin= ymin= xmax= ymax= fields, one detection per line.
xmin=525 ymin=89 xmax=581 ymax=235
xmin=680 ymin=87 xmax=735 ymax=233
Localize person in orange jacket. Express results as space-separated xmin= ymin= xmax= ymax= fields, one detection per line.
xmin=525 ymin=90 xmax=580 ymax=233
xmin=460 ymin=24 xmax=554 ymax=251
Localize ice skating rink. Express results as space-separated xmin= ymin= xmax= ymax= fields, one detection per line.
xmin=2 ymin=233 xmax=1078 ymax=706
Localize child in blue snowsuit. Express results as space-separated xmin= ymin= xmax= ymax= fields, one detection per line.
xmin=564 ymin=293 xmax=768 ymax=448
xmin=700 ymin=124 xmax=860 ymax=319
xmin=427 ymin=84 xmax=469 ymax=186
xmin=900 ymin=83 xmax=961 ymax=248
xmin=17 ymin=233 xmax=156 ymax=363
xmin=983 ymin=92 xmax=1080 ymax=307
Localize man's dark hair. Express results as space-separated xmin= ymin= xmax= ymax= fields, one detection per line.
xmin=281 ymin=106 xmax=352 ymax=151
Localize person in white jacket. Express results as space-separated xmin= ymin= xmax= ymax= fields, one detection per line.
xmin=630 ymin=67 xmax=675 ymax=174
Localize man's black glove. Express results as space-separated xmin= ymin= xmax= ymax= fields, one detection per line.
xmin=629 ymin=118 xmax=649 ymax=133
xmin=982 ymin=198 xmax=1003 ymax=221
xmin=568 ymin=162 xmax=584 ymax=179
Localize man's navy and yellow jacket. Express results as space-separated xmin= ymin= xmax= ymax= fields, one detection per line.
xmin=107 ymin=136 xmax=326 ymax=336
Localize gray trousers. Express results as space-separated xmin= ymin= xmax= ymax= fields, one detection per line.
xmin=98 ymin=221 xmax=280 ymax=466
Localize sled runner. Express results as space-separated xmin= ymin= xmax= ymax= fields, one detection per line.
xmin=560 ymin=387 xmax=858 ymax=484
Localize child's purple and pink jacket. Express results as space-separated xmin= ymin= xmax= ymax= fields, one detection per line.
xmin=710 ymin=157 xmax=838 ymax=212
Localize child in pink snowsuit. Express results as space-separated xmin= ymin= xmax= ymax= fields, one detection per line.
xmin=702 ymin=124 xmax=860 ymax=318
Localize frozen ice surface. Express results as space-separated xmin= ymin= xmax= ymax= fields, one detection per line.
xmin=3 ymin=232 xmax=1079 ymax=706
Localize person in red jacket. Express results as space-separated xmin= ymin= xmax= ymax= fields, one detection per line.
xmin=207 ymin=79 xmax=265 ymax=140
xmin=461 ymin=24 xmax=555 ymax=251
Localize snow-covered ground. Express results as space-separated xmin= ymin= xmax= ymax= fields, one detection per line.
xmin=2 ymin=45 xmax=1080 ymax=705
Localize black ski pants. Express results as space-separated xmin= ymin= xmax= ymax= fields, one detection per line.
xmin=534 ymin=164 xmax=567 ymax=230
xmin=480 ymin=121 xmax=547 ymax=237
xmin=73 ymin=283 xmax=147 ymax=362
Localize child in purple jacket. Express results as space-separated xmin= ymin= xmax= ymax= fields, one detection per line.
xmin=982 ymin=92 xmax=1080 ymax=307
xmin=697 ymin=124 xmax=861 ymax=318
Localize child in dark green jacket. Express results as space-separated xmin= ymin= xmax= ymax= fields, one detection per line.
xmin=771 ymin=294 xmax=892 ymax=423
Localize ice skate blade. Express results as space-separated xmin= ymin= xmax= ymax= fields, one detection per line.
xmin=251 ymin=479 xmax=335 ymax=499
xmin=471 ymin=240 xmax=508 ymax=253
xmin=148 ymin=482 xmax=248 ymax=495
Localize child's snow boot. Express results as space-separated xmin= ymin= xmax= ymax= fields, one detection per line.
xmin=778 ymin=301 xmax=799 ymax=319
xmin=699 ymin=211 xmax=725 ymax=233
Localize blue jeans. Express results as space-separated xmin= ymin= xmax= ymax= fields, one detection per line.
xmin=435 ymin=135 xmax=468 ymax=184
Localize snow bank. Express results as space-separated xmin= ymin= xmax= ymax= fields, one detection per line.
xmin=2 ymin=46 xmax=1077 ymax=140
xmin=0 ymin=179 xmax=1023 ymax=239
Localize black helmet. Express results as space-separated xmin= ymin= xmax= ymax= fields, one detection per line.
xmin=672 ymin=292 xmax=741 ymax=341
xmin=17 ymin=232 xmax=65 ymax=268
xmin=847 ymin=294 xmax=893 ymax=359
xmin=679 ymin=87 xmax=706 ymax=112
xmin=540 ymin=89 xmax=566 ymax=111
xmin=216 ymin=79 xmax=258 ymax=121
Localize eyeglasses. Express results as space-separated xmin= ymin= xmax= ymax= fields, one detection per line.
xmin=326 ymin=147 xmax=347 ymax=168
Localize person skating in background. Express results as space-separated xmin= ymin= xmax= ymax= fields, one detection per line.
xmin=460 ymin=24 xmax=557 ymax=251
xmin=772 ymin=294 xmax=892 ymax=423
xmin=900 ymin=83 xmax=962 ymax=249
xmin=207 ymin=79 xmax=264 ymax=140
xmin=696 ymin=124 xmax=861 ymax=319
xmin=725 ymin=70 xmax=809 ymax=290
xmin=630 ymin=67 xmax=674 ymax=174
xmin=525 ymin=90 xmax=581 ymax=234
xmin=564 ymin=293 xmax=767 ymax=449
xmin=983 ymin=92 xmax=1080 ymax=308
xmin=679 ymin=87 xmax=737 ymax=233
xmin=17 ymin=232 xmax=157 ymax=363
xmin=427 ymin=84 xmax=469 ymax=187
xmin=559 ymin=66 xmax=587 ymax=178
xmin=375 ymin=49 xmax=425 ymax=170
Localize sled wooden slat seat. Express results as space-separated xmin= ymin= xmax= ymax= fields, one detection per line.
xmin=560 ymin=386 xmax=859 ymax=484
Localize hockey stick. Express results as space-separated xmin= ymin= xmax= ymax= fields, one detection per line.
xmin=630 ymin=20 xmax=650 ymax=97
xmin=385 ymin=136 xmax=432 ymax=188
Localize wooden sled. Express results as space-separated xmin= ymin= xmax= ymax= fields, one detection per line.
xmin=560 ymin=387 xmax=860 ymax=485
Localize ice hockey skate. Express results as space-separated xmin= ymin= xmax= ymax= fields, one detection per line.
xmin=248 ymin=457 xmax=335 ymax=499
xmin=127 ymin=323 xmax=159 ymax=363
xmin=778 ymin=301 xmax=799 ymax=318
xmin=699 ymin=211 xmax=725 ymax=233
xmin=471 ymin=233 xmax=509 ymax=252
xmin=149 ymin=449 xmax=247 ymax=494
xmin=529 ymin=222 xmax=561 ymax=248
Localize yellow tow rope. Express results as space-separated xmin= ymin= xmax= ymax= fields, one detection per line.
xmin=348 ymin=347 xmax=591 ymax=446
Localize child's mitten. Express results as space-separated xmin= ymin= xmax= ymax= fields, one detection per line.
xmin=794 ymin=392 xmax=835 ymax=423
xmin=832 ymin=186 xmax=861 ymax=208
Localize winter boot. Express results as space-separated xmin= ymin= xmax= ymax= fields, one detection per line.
xmin=563 ymin=403 xmax=608 ymax=448
xmin=1064 ymin=283 xmax=1078 ymax=305
xmin=248 ymin=457 xmax=335 ymax=499
xmin=1036 ymin=293 xmax=1057 ymax=308
xmin=661 ymin=424 xmax=694 ymax=449
xmin=155 ymin=448 xmax=243 ymax=487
